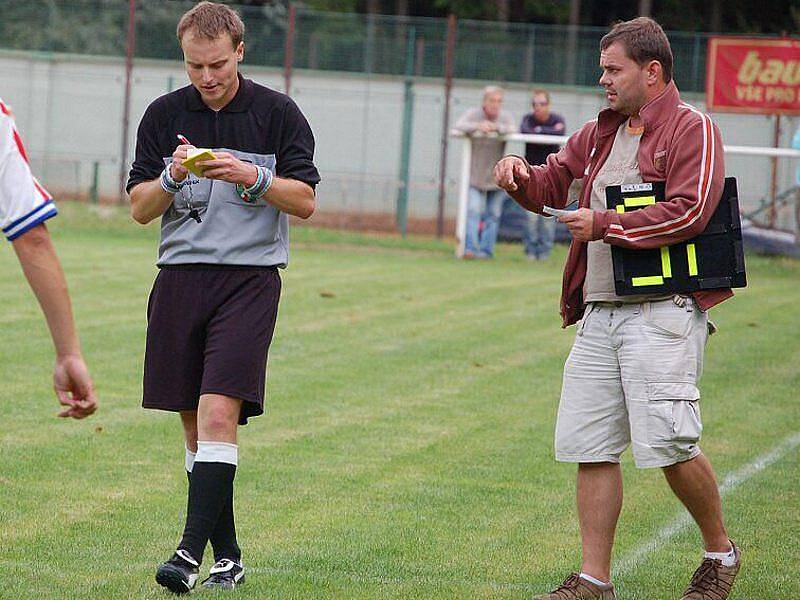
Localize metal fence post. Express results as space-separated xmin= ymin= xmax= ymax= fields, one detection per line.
xmin=692 ymin=34 xmax=702 ymax=92
xmin=437 ymin=14 xmax=456 ymax=239
xmin=90 ymin=161 xmax=100 ymax=204
xmin=283 ymin=3 xmax=296 ymax=95
xmin=118 ymin=0 xmax=136 ymax=204
xmin=565 ymin=0 xmax=581 ymax=85
xmin=415 ymin=36 xmax=426 ymax=76
xmin=769 ymin=115 xmax=781 ymax=227
xmin=396 ymin=26 xmax=416 ymax=236
xmin=365 ymin=11 xmax=376 ymax=74
xmin=523 ymin=25 xmax=535 ymax=83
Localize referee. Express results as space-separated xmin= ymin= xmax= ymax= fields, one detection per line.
xmin=126 ymin=2 xmax=319 ymax=593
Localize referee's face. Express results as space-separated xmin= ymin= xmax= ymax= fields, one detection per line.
xmin=182 ymin=32 xmax=244 ymax=110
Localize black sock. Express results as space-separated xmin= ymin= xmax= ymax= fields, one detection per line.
xmin=178 ymin=460 xmax=236 ymax=564
xmin=186 ymin=470 xmax=240 ymax=562
xmin=212 ymin=489 xmax=241 ymax=562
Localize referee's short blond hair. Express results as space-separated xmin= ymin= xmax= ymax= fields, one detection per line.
xmin=177 ymin=1 xmax=245 ymax=48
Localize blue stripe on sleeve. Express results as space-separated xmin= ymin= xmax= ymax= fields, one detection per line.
xmin=2 ymin=199 xmax=55 ymax=233
xmin=6 ymin=205 xmax=58 ymax=241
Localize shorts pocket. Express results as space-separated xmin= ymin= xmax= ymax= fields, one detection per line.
xmin=146 ymin=272 xmax=162 ymax=321
xmin=645 ymin=382 xmax=702 ymax=446
xmin=576 ymin=304 xmax=595 ymax=337
xmin=643 ymin=301 xmax=692 ymax=338
xmin=647 ymin=381 xmax=699 ymax=402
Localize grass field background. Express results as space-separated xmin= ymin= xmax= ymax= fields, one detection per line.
xmin=0 ymin=202 xmax=797 ymax=599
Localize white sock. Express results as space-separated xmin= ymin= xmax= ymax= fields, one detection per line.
xmin=580 ymin=572 xmax=612 ymax=588
xmin=185 ymin=446 xmax=197 ymax=473
xmin=704 ymin=543 xmax=736 ymax=567
xmin=196 ymin=441 xmax=238 ymax=466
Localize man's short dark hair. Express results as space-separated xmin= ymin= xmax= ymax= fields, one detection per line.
xmin=532 ymin=89 xmax=551 ymax=104
xmin=177 ymin=1 xmax=245 ymax=47
xmin=600 ymin=17 xmax=673 ymax=83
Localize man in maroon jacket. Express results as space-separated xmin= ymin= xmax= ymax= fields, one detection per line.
xmin=495 ymin=18 xmax=740 ymax=600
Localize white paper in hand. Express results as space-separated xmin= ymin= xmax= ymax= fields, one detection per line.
xmin=542 ymin=205 xmax=574 ymax=218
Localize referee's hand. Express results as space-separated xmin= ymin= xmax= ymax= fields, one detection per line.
xmin=197 ymin=152 xmax=259 ymax=187
xmin=170 ymin=144 xmax=194 ymax=183
xmin=53 ymin=355 xmax=98 ymax=419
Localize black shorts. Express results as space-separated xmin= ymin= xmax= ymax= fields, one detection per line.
xmin=143 ymin=265 xmax=281 ymax=425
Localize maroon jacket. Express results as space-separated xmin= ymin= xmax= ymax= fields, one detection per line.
xmin=508 ymin=81 xmax=733 ymax=327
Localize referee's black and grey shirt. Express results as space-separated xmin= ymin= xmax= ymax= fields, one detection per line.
xmin=127 ymin=74 xmax=320 ymax=268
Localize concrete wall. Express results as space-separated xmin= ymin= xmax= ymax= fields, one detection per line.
xmin=1 ymin=50 xmax=798 ymax=229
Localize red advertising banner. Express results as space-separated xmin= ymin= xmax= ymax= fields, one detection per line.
xmin=706 ymin=37 xmax=800 ymax=115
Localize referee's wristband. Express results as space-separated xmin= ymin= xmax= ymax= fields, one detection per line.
xmin=160 ymin=166 xmax=182 ymax=195
xmin=237 ymin=166 xmax=273 ymax=202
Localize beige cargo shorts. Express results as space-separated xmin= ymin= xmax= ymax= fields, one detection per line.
xmin=555 ymin=296 xmax=708 ymax=468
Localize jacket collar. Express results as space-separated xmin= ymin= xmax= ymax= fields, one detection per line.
xmin=185 ymin=73 xmax=253 ymax=113
xmin=596 ymin=80 xmax=681 ymax=137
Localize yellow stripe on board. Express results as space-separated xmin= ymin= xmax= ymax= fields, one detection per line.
xmin=623 ymin=195 xmax=656 ymax=208
xmin=661 ymin=247 xmax=672 ymax=278
xmin=687 ymin=243 xmax=698 ymax=276
xmin=616 ymin=205 xmax=626 ymax=214
xmin=632 ymin=275 xmax=664 ymax=287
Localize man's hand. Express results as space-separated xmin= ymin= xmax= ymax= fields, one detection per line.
xmin=559 ymin=208 xmax=596 ymax=242
xmin=477 ymin=121 xmax=498 ymax=134
xmin=53 ymin=355 xmax=97 ymax=419
xmin=170 ymin=144 xmax=194 ymax=183
xmin=493 ymin=156 xmax=530 ymax=193
xmin=197 ymin=152 xmax=258 ymax=186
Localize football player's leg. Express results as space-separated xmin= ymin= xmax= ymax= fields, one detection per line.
xmin=177 ymin=394 xmax=241 ymax=565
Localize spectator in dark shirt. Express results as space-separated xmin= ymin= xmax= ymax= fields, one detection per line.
xmin=520 ymin=89 xmax=566 ymax=259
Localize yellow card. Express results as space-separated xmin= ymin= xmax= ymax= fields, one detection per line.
xmin=182 ymin=148 xmax=217 ymax=177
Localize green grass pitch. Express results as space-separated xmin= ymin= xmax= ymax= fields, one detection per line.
xmin=0 ymin=202 xmax=797 ymax=598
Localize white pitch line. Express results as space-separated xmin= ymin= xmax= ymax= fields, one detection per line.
xmin=614 ymin=431 xmax=800 ymax=577
xmin=7 ymin=437 xmax=796 ymax=592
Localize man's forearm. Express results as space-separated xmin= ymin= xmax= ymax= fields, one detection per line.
xmin=12 ymin=224 xmax=82 ymax=358
xmin=130 ymin=178 xmax=174 ymax=224
xmin=263 ymin=177 xmax=315 ymax=219
xmin=453 ymin=112 xmax=482 ymax=134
